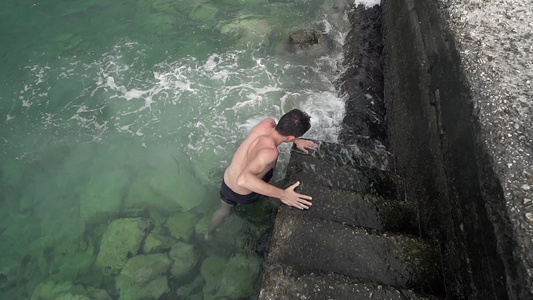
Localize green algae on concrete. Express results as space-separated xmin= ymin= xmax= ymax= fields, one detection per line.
xmin=95 ymin=218 xmax=152 ymax=275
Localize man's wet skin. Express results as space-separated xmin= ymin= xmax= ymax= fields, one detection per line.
xmin=209 ymin=109 xmax=317 ymax=235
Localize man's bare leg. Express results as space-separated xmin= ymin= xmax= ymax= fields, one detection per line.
xmin=207 ymin=199 xmax=235 ymax=238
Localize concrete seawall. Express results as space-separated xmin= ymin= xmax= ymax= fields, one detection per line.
xmin=382 ymin=0 xmax=532 ymax=298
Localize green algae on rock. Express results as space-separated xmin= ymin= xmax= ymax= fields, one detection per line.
xmin=218 ymin=253 xmax=261 ymax=298
xmin=201 ymin=256 xmax=228 ymax=295
xmin=30 ymin=281 xmax=111 ymax=300
xmin=117 ymin=253 xmax=173 ymax=285
xmin=176 ymin=276 xmax=205 ymax=298
xmin=165 ymin=212 xmax=197 ymax=242
xmin=79 ymin=170 xmax=130 ymax=223
xmin=116 ymin=276 xmax=169 ymax=300
xmin=169 ymin=241 xmax=197 ymax=278
xmin=115 ymin=254 xmax=173 ymax=300
xmin=142 ymin=228 xmax=178 ymax=254
xmin=218 ymin=16 xmax=272 ymax=45
xmin=189 ymin=4 xmax=219 ymax=21
xmin=95 ymin=218 xmax=151 ymax=275
xmin=149 ymin=167 xmax=205 ymax=212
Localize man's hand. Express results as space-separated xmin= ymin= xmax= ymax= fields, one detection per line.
xmin=280 ymin=181 xmax=312 ymax=210
xmin=294 ymin=139 xmax=318 ymax=154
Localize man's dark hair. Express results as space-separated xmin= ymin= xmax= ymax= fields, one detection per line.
xmin=275 ymin=109 xmax=311 ymax=137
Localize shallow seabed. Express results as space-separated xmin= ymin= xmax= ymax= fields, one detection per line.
xmin=0 ymin=0 xmax=352 ymax=299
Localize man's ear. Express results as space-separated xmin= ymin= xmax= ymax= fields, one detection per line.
xmin=287 ymin=136 xmax=297 ymax=142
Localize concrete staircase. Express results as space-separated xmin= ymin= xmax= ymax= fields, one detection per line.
xmin=259 ymin=141 xmax=444 ymax=299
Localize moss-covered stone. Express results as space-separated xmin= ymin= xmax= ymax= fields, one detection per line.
xmin=142 ymin=229 xmax=178 ymax=254
xmin=165 ymin=212 xmax=197 ymax=242
xmin=148 ymin=167 xmax=205 ymax=212
xmin=200 ymin=256 xmax=228 ymax=294
xmin=95 ymin=218 xmax=151 ymax=275
xmin=217 ymin=253 xmax=261 ymax=298
xmin=189 ymin=4 xmax=218 ymax=20
xmin=79 ymin=170 xmax=130 ymax=223
xmin=169 ymin=242 xmax=197 ymax=278
xmin=119 ymin=253 xmax=173 ymax=284
xmin=30 ymin=281 xmax=111 ymax=300
xmin=116 ymin=276 xmax=169 ymax=300
xmin=115 ymin=253 xmax=173 ymax=300
xmin=218 ymin=17 xmax=272 ymax=45
xmin=176 ymin=276 xmax=204 ymax=298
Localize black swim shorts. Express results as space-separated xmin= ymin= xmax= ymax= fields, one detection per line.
xmin=220 ymin=168 xmax=274 ymax=205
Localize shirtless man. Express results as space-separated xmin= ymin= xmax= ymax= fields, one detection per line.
xmin=209 ymin=109 xmax=317 ymax=233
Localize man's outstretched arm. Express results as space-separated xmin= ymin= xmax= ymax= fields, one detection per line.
xmin=236 ymin=149 xmax=312 ymax=210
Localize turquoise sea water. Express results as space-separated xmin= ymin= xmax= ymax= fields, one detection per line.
xmin=0 ymin=0 xmax=351 ymax=299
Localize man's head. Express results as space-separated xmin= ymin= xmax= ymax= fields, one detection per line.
xmin=275 ymin=109 xmax=311 ymax=138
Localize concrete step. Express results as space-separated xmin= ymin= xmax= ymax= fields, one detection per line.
xmin=260 ymin=264 xmax=441 ymax=300
xmin=266 ymin=209 xmax=444 ymax=295
xmin=296 ymin=139 xmax=395 ymax=172
xmin=286 ymin=149 xmax=405 ymax=201
xmin=289 ymin=182 xmax=419 ymax=234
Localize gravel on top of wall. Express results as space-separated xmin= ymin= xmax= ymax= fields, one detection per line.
xmin=438 ymin=0 xmax=533 ymax=289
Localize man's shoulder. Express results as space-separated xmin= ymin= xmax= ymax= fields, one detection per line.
xmin=256 ymin=118 xmax=276 ymax=128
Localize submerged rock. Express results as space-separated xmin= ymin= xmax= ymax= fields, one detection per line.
xmin=79 ymin=170 xmax=130 ymax=223
xmin=30 ymin=281 xmax=111 ymax=300
xmin=201 ymin=256 xmax=228 ymax=294
xmin=142 ymin=228 xmax=178 ymax=254
xmin=165 ymin=212 xmax=197 ymax=242
xmin=189 ymin=4 xmax=219 ymax=20
xmin=149 ymin=168 xmax=205 ymax=212
xmin=118 ymin=253 xmax=173 ymax=284
xmin=289 ymin=29 xmax=321 ymax=46
xmin=217 ymin=253 xmax=261 ymax=298
xmin=115 ymin=253 xmax=172 ymax=300
xmin=169 ymin=242 xmax=197 ymax=278
xmin=116 ymin=276 xmax=169 ymax=300
xmin=218 ymin=17 xmax=272 ymax=45
xmin=95 ymin=218 xmax=151 ymax=275
xmin=176 ymin=276 xmax=205 ymax=299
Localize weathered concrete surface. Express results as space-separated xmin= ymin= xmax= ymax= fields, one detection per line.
xmin=289 ymin=182 xmax=418 ymax=234
xmin=338 ymin=5 xmax=387 ymax=148
xmin=267 ymin=207 xmax=443 ymax=294
xmin=260 ymin=264 xmax=439 ymax=300
xmin=285 ymin=151 xmax=405 ymax=201
xmin=260 ymin=140 xmax=445 ymax=298
xmin=299 ymin=140 xmax=395 ymax=172
xmin=382 ymin=0 xmax=532 ymax=298
xmin=440 ymin=1 xmax=533 ymax=298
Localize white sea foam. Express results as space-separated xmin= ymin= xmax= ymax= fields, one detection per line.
xmin=354 ymin=0 xmax=381 ymax=8
xmin=6 ymin=24 xmax=348 ymax=181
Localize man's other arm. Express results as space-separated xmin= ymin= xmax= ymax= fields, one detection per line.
xmin=236 ymin=148 xmax=312 ymax=210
